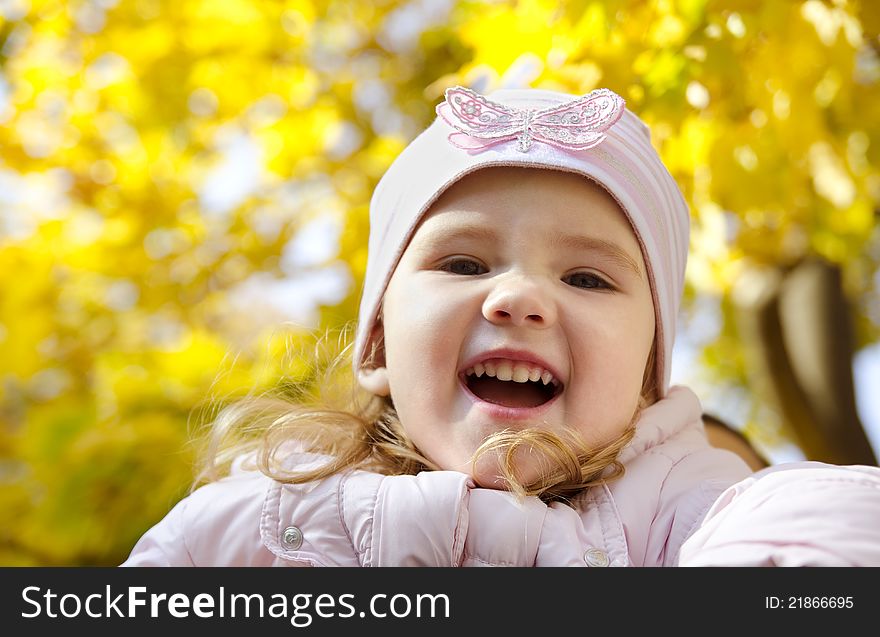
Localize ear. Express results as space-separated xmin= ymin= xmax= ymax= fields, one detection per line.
xmin=357 ymin=317 xmax=390 ymax=396
xmin=357 ymin=366 xmax=390 ymax=396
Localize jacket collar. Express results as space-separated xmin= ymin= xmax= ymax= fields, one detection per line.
xmin=616 ymin=385 xmax=703 ymax=466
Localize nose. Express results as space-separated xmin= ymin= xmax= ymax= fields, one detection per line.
xmin=482 ymin=273 xmax=557 ymax=328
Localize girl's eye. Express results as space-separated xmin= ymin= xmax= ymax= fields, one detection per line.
xmin=563 ymin=271 xmax=612 ymax=290
xmin=439 ymin=258 xmax=487 ymax=276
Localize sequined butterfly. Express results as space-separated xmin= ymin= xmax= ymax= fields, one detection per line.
xmin=436 ymin=85 xmax=625 ymax=153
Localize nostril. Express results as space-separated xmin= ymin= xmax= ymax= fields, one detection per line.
xmin=526 ymin=314 xmax=543 ymax=322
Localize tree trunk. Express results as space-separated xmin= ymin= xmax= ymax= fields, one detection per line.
xmin=734 ymin=258 xmax=877 ymax=466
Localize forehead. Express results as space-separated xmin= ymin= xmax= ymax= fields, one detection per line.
xmin=415 ymin=166 xmax=641 ymax=250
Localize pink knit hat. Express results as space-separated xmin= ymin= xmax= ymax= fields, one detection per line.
xmin=354 ymin=86 xmax=690 ymax=397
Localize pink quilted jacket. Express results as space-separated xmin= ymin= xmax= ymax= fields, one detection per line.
xmin=121 ymin=386 xmax=880 ymax=567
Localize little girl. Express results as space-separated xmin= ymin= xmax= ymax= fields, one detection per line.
xmin=122 ymin=86 xmax=880 ymax=567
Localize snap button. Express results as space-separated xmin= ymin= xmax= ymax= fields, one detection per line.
xmin=281 ymin=525 xmax=303 ymax=550
xmin=583 ymin=547 xmax=609 ymax=567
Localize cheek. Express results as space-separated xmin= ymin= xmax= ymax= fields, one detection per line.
xmin=381 ymin=279 xmax=471 ymax=389
xmin=612 ymin=311 xmax=654 ymax=387
xmin=383 ymin=283 xmax=442 ymax=353
xmin=568 ymin=302 xmax=654 ymax=397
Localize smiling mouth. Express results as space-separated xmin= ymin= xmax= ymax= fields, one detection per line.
xmin=462 ymin=360 xmax=563 ymax=409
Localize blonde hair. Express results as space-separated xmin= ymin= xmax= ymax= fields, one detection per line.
xmin=193 ymin=324 xmax=658 ymax=503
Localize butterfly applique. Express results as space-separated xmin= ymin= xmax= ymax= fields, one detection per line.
xmin=436 ymin=85 xmax=625 ymax=153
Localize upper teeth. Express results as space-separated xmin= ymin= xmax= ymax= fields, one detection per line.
xmin=464 ymin=358 xmax=558 ymax=386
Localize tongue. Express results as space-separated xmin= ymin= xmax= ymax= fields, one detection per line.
xmin=468 ymin=376 xmax=550 ymax=408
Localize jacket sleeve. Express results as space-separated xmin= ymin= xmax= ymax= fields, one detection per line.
xmin=121 ymin=468 xmax=284 ymax=567
xmin=120 ymin=496 xmax=195 ymax=566
xmin=338 ymin=470 xmax=548 ymax=566
xmin=678 ymin=461 xmax=880 ymax=566
xmin=122 ymin=457 xmax=550 ymax=567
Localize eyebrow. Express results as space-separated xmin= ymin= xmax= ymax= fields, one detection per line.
xmin=420 ymin=223 xmax=643 ymax=279
xmin=420 ymin=224 xmax=498 ymax=245
xmin=549 ymin=231 xmax=643 ymax=280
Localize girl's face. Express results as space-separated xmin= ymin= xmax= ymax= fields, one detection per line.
xmin=368 ymin=166 xmax=655 ymax=488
